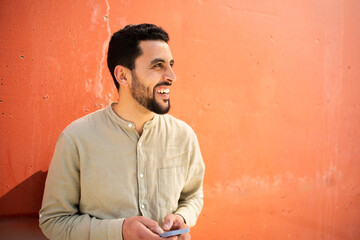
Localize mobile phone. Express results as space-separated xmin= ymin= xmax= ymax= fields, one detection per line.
xmin=159 ymin=228 xmax=190 ymax=238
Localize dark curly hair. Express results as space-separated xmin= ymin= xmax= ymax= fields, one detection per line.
xmin=107 ymin=23 xmax=169 ymax=90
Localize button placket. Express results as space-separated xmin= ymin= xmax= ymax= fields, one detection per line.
xmin=137 ymin=139 xmax=146 ymax=215
xmin=137 ymin=126 xmax=152 ymax=216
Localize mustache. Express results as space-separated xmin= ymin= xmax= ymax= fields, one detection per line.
xmin=154 ymin=82 xmax=172 ymax=88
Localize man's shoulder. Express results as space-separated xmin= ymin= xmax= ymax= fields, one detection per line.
xmin=62 ymin=107 xmax=107 ymax=137
xmin=159 ymin=114 xmax=196 ymax=136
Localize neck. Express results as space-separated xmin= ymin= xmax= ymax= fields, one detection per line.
xmin=113 ymin=92 xmax=155 ymax=135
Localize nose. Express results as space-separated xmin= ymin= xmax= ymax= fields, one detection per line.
xmin=164 ymin=65 xmax=176 ymax=83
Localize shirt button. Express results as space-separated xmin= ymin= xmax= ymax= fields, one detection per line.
xmin=128 ymin=123 xmax=133 ymax=128
xmin=140 ymin=173 xmax=144 ymax=178
xmin=141 ymin=204 xmax=145 ymax=209
xmin=138 ymin=142 xmax=142 ymax=147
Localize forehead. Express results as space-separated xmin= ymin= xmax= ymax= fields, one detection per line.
xmin=136 ymin=40 xmax=173 ymax=64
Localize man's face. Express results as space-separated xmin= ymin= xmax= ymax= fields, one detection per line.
xmin=129 ymin=40 xmax=176 ymax=114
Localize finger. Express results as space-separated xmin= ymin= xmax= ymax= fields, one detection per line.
xmin=138 ymin=227 xmax=166 ymax=240
xmin=178 ymin=233 xmax=191 ymax=240
xmin=164 ymin=236 xmax=178 ymax=240
xmin=138 ymin=216 xmax=164 ymax=234
xmin=163 ymin=214 xmax=176 ymax=231
xmin=137 ymin=223 xmax=169 ymax=240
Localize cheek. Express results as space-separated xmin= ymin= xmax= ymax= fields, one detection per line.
xmin=144 ymin=74 xmax=161 ymax=88
xmin=136 ymin=70 xmax=162 ymax=90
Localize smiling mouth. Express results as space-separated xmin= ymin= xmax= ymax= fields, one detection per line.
xmin=154 ymin=83 xmax=171 ymax=100
xmin=155 ymin=88 xmax=170 ymax=101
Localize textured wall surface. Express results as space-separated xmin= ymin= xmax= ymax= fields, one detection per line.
xmin=1 ymin=0 xmax=359 ymax=239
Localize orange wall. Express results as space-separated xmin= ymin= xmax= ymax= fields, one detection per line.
xmin=1 ymin=0 xmax=359 ymax=239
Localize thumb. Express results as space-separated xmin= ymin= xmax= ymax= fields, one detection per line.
xmin=163 ymin=214 xmax=175 ymax=231
xmin=138 ymin=217 xmax=164 ymax=234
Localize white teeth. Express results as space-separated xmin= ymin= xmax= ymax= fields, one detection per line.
xmin=157 ymin=89 xmax=170 ymax=94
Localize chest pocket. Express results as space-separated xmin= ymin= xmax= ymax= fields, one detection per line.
xmin=157 ymin=167 xmax=186 ymax=209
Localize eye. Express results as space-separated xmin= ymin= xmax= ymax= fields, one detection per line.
xmin=153 ymin=63 xmax=164 ymax=69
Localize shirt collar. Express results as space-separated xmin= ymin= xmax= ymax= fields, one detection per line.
xmin=105 ymin=102 xmax=159 ymax=130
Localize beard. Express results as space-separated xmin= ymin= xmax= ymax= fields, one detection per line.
xmin=130 ymin=70 xmax=171 ymax=114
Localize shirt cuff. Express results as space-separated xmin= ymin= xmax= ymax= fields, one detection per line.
xmin=108 ymin=218 xmax=125 ymax=240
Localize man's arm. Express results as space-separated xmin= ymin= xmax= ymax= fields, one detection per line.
xmin=174 ymin=132 xmax=205 ymax=227
xmin=39 ymin=133 xmax=126 ymax=239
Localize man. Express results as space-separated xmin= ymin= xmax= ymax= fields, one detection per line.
xmin=39 ymin=24 xmax=205 ymax=240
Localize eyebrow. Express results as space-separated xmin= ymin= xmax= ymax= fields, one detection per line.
xmin=150 ymin=58 xmax=175 ymax=65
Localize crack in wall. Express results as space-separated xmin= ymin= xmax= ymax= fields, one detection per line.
xmin=96 ymin=0 xmax=111 ymax=99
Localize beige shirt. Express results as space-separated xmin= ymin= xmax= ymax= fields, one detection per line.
xmin=39 ymin=102 xmax=205 ymax=240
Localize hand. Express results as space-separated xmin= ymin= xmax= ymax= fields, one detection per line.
xmin=163 ymin=214 xmax=191 ymax=240
xmin=123 ymin=216 xmax=178 ymax=240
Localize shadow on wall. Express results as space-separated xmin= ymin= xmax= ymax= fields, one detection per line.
xmin=0 ymin=171 xmax=47 ymax=216
xmin=0 ymin=171 xmax=48 ymax=239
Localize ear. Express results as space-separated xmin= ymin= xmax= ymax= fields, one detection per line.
xmin=114 ymin=65 xmax=130 ymax=87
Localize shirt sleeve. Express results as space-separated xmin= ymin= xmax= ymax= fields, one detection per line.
xmin=174 ymin=132 xmax=205 ymax=227
xmin=39 ymin=133 xmax=125 ymax=240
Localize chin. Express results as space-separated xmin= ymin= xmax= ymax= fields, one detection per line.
xmin=156 ymin=104 xmax=170 ymax=114
xmin=148 ymin=98 xmax=171 ymax=114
